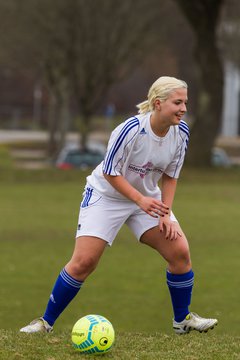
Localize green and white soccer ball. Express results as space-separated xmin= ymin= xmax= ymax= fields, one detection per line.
xmin=71 ymin=314 xmax=115 ymax=354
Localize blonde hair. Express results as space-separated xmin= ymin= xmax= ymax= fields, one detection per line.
xmin=136 ymin=76 xmax=188 ymax=114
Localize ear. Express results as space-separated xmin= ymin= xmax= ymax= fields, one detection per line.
xmin=154 ymin=98 xmax=161 ymax=110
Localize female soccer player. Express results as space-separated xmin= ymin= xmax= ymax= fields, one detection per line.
xmin=20 ymin=76 xmax=217 ymax=335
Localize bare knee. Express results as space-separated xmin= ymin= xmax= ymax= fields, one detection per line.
xmin=168 ymin=246 xmax=192 ymax=274
xmin=65 ymin=255 xmax=99 ymax=281
xmin=64 ymin=236 xmax=106 ymax=281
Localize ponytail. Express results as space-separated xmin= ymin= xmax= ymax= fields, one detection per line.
xmin=136 ymin=100 xmax=151 ymax=114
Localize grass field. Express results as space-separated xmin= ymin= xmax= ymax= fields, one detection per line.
xmin=0 ymin=167 xmax=240 ymax=359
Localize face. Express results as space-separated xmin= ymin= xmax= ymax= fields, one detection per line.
xmin=154 ymin=88 xmax=188 ymax=125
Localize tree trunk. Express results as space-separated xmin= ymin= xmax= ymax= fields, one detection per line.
xmin=187 ymin=35 xmax=224 ymax=166
xmin=58 ymin=83 xmax=71 ymax=153
xmin=79 ymin=114 xmax=91 ymax=150
xmin=47 ymin=91 xmax=58 ymax=157
xmin=174 ymin=0 xmax=224 ymax=166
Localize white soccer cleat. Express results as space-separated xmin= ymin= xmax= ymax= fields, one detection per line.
xmin=173 ymin=312 xmax=218 ymax=335
xmin=20 ymin=317 xmax=53 ymax=333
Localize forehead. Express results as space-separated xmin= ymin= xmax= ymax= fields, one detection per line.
xmin=168 ymin=88 xmax=188 ymax=100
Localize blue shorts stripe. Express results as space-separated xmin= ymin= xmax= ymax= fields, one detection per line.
xmin=81 ymin=187 xmax=93 ymax=208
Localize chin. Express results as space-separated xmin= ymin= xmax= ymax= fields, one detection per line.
xmin=173 ymin=118 xmax=181 ymax=125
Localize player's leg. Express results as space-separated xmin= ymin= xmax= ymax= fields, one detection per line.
xmin=20 ymin=236 xmax=107 ymax=333
xmin=127 ymin=209 xmax=193 ymax=323
xmin=140 ymin=223 xmax=193 ymax=320
xmin=43 ymin=236 xmax=107 ymax=326
xmin=140 ymin=224 xmax=217 ymax=334
xmin=140 ymin=222 xmax=191 ymax=274
xmin=20 ymin=189 xmax=133 ymax=333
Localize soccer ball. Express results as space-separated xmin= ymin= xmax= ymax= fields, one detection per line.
xmin=71 ymin=314 xmax=115 ymax=354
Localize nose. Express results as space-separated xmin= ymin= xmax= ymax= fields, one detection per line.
xmin=181 ymin=103 xmax=187 ymax=112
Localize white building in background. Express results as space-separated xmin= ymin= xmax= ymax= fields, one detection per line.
xmin=221 ymin=61 xmax=240 ymax=137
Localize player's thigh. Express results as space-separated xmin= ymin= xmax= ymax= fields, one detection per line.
xmin=140 ymin=223 xmax=190 ymax=263
xmin=126 ymin=207 xmax=178 ymax=241
xmin=71 ymin=235 xmax=107 ymax=263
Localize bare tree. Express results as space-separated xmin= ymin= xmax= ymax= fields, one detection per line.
xmin=24 ymin=0 xmax=73 ymax=155
xmin=0 ymin=0 xmax=160 ymax=154
xmin=58 ymin=0 xmax=159 ymax=149
xmin=0 ymin=0 xmax=69 ymax=154
xmin=173 ymin=0 xmax=225 ymax=166
xmin=2 ymin=0 xmax=229 ymax=166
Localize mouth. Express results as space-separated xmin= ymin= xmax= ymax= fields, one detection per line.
xmin=175 ymin=114 xmax=182 ymax=121
xmin=176 ymin=111 xmax=185 ymax=119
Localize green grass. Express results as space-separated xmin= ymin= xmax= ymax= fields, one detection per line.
xmin=0 ymin=168 xmax=240 ymax=359
xmin=1 ymin=331 xmax=239 ymax=360
xmin=0 ymin=145 xmax=14 ymax=170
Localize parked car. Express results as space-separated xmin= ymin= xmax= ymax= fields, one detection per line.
xmin=56 ymin=143 xmax=106 ymax=170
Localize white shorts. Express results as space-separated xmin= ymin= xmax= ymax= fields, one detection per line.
xmin=76 ymin=185 xmax=177 ymax=246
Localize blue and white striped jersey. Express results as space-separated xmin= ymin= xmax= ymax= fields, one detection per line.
xmin=87 ymin=112 xmax=189 ymax=199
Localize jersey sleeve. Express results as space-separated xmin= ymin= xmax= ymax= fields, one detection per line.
xmin=164 ymin=121 xmax=190 ymax=178
xmin=103 ymin=117 xmax=140 ymax=175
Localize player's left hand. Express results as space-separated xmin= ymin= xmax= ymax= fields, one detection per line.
xmin=159 ymin=215 xmax=182 ymax=241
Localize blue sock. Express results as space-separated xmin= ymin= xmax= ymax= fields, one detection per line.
xmin=43 ymin=268 xmax=83 ymax=326
xmin=166 ymin=269 xmax=194 ymax=322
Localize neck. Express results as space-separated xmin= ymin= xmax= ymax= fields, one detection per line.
xmin=150 ymin=114 xmax=170 ymax=137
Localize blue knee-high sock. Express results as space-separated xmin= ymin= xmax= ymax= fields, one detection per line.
xmin=43 ymin=268 xmax=83 ymax=326
xmin=166 ymin=269 xmax=194 ymax=322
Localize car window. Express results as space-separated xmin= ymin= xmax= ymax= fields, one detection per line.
xmin=65 ymin=151 xmax=104 ymax=167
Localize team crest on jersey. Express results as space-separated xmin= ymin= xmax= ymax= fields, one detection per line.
xmin=128 ymin=161 xmax=163 ymax=178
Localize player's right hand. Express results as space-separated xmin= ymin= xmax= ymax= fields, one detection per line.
xmin=136 ymin=196 xmax=169 ymax=218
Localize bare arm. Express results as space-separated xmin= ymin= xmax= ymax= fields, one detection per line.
xmin=159 ymin=173 xmax=182 ymax=240
xmin=161 ymin=173 xmax=178 ymax=211
xmin=103 ymin=173 xmax=169 ymax=217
